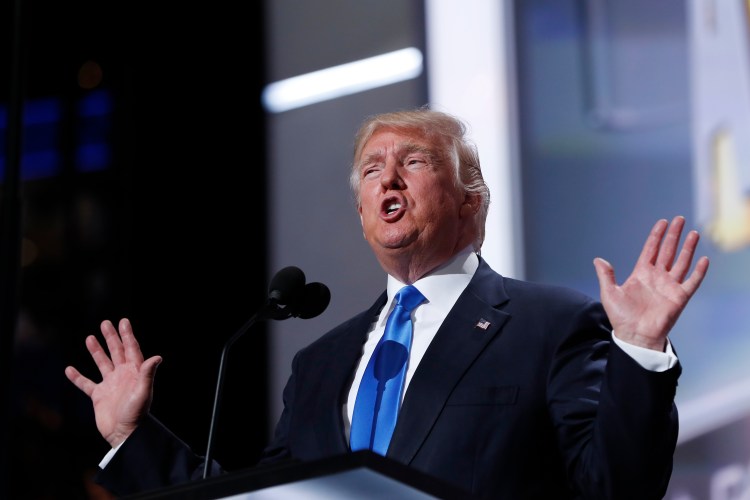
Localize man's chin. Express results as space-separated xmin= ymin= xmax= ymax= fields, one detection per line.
xmin=378 ymin=236 xmax=418 ymax=252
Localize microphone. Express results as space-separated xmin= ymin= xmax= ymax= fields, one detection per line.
xmin=202 ymin=266 xmax=330 ymax=479
xmin=265 ymin=266 xmax=330 ymax=320
xmin=266 ymin=265 xmax=306 ymax=313
xmin=296 ymin=282 xmax=331 ymax=319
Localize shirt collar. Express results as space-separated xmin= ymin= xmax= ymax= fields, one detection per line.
xmin=385 ymin=246 xmax=479 ymax=310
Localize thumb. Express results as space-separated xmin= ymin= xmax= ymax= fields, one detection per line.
xmin=593 ymin=257 xmax=616 ymax=291
xmin=141 ymin=355 xmax=163 ymax=381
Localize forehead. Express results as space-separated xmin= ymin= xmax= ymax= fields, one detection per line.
xmin=359 ymin=128 xmax=433 ymax=157
xmin=362 ymin=128 xmax=433 ymax=146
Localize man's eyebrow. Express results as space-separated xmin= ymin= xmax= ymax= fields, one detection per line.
xmin=358 ymin=150 xmax=385 ymax=168
xmin=398 ymin=142 xmax=431 ymax=156
xmin=357 ymin=142 xmax=433 ymax=169
xmin=398 ymin=143 xmax=437 ymax=165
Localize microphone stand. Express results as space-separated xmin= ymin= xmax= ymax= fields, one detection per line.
xmin=202 ymin=307 xmax=274 ymax=479
xmin=201 ymin=275 xmax=329 ymax=479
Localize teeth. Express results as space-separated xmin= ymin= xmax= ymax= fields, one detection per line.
xmin=386 ymin=203 xmax=401 ymax=214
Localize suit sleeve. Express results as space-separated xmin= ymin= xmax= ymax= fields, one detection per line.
xmin=548 ymin=299 xmax=680 ymax=500
xmin=94 ymin=415 xmax=222 ymax=496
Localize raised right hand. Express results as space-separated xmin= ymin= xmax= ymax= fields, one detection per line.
xmin=64 ymin=318 xmax=162 ymax=448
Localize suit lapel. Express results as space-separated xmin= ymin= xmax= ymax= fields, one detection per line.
xmin=386 ymin=259 xmax=511 ymax=463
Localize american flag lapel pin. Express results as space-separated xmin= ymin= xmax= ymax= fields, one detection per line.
xmin=475 ymin=318 xmax=491 ymax=330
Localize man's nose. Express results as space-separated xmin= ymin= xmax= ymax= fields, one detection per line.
xmin=380 ymin=162 xmax=405 ymax=190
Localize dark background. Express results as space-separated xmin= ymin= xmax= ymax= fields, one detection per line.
xmin=1 ymin=1 xmax=270 ymax=498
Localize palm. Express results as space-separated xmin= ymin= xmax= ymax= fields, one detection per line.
xmin=64 ymin=318 xmax=161 ymax=447
xmin=594 ymin=217 xmax=709 ymax=351
xmin=90 ymin=355 xmax=154 ymax=442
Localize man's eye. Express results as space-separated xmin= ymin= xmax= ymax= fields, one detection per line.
xmin=363 ymin=166 xmax=380 ymax=177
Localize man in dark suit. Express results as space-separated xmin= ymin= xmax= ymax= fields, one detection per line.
xmin=65 ymin=107 xmax=709 ymax=499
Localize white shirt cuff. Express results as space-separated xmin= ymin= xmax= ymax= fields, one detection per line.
xmin=99 ymin=441 xmax=125 ymax=469
xmin=612 ymin=331 xmax=678 ymax=372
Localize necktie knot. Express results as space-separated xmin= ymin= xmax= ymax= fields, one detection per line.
xmin=394 ymin=285 xmax=426 ymax=313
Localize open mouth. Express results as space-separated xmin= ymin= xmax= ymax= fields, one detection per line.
xmin=381 ymin=196 xmax=406 ymax=220
xmin=385 ymin=202 xmax=401 ymax=215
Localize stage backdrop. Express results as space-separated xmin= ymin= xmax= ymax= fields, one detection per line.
xmin=264 ymin=1 xmax=750 ymax=499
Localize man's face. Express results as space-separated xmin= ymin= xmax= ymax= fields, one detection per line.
xmin=356 ymin=128 xmax=472 ymax=272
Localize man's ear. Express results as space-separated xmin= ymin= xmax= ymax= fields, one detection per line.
xmin=459 ymin=193 xmax=481 ymax=218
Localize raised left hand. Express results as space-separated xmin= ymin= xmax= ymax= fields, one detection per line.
xmin=593 ymin=216 xmax=710 ymax=351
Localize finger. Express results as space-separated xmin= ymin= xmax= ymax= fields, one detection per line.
xmin=101 ymin=319 xmax=126 ymax=365
xmin=119 ymin=318 xmax=145 ymax=365
xmin=64 ymin=365 xmax=96 ymax=397
xmin=655 ymin=216 xmax=685 ymax=270
xmin=671 ymin=229 xmax=700 ymax=282
xmin=593 ymin=257 xmax=617 ymax=292
xmin=140 ymin=355 xmax=163 ymax=382
xmin=85 ymin=334 xmax=114 ymax=374
xmin=134 ymin=356 xmax=162 ymax=400
xmin=636 ymin=219 xmax=669 ymax=268
xmin=682 ymin=255 xmax=710 ymax=298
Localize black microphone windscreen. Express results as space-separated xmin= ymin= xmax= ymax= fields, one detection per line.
xmin=268 ymin=266 xmax=306 ymax=305
xmin=295 ymin=282 xmax=331 ymax=319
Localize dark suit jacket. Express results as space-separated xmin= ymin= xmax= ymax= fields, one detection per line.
xmin=97 ymin=258 xmax=680 ymax=499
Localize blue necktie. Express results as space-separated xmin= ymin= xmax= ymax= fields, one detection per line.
xmin=350 ymin=285 xmax=425 ymax=455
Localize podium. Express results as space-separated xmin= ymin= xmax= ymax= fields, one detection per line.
xmin=121 ymin=451 xmax=472 ymax=499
